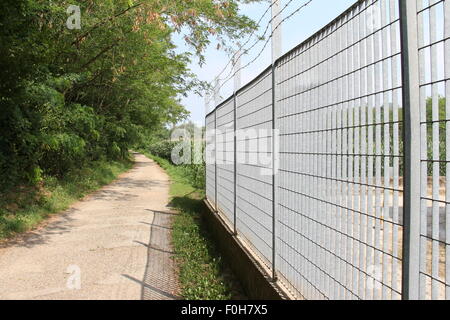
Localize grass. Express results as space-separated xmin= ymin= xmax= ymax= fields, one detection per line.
xmin=0 ymin=158 xmax=133 ymax=239
xmin=145 ymin=152 xmax=245 ymax=300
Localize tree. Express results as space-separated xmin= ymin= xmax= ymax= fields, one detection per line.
xmin=0 ymin=0 xmax=264 ymax=189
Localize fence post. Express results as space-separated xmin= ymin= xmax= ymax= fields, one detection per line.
xmin=204 ymin=94 xmax=209 ymax=208
xmin=233 ymin=51 xmax=241 ymax=236
xmin=214 ymin=78 xmax=220 ymax=213
xmin=271 ymin=0 xmax=282 ymax=65
xmin=399 ymin=0 xmax=421 ymax=300
xmin=271 ymin=63 xmax=278 ymax=282
xmin=214 ymin=108 xmax=218 ymax=213
xmin=270 ymin=0 xmax=282 ymax=283
xmin=214 ymin=78 xmax=221 ymax=106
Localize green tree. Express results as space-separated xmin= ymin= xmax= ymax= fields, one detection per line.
xmin=0 ymin=0 xmax=262 ymax=189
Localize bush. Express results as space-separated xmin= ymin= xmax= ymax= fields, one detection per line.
xmin=148 ymin=141 xmax=178 ymax=161
xmin=147 ymin=140 xmax=206 ymax=190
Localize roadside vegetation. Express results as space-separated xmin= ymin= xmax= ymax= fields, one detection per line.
xmin=142 ymin=149 xmax=245 ymax=300
xmin=0 ymin=1 xmax=262 ymax=238
xmin=0 ymin=158 xmax=132 ymax=239
xmin=148 ymin=139 xmax=205 ymax=190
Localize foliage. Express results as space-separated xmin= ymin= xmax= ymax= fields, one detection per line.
xmin=146 ymin=136 xmax=205 ymax=190
xmin=0 ymin=0 xmax=261 ymax=191
xmin=148 ymin=140 xmax=178 ymax=160
xmin=425 ymin=97 xmax=447 ymax=176
xmin=331 ymin=97 xmax=446 ymax=177
xmin=182 ymin=162 xmax=206 ymax=190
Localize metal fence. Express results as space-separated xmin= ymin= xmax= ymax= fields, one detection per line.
xmin=205 ymin=0 xmax=449 ymax=300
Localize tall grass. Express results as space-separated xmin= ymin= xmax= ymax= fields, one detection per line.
xmin=146 ymin=153 xmax=245 ymax=300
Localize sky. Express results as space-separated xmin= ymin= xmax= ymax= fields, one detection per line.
xmin=172 ymin=0 xmax=358 ymax=127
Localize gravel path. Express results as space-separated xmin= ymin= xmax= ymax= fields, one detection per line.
xmin=0 ymin=153 xmax=179 ymax=300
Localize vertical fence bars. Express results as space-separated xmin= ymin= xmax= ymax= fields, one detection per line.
xmin=216 ymin=98 xmax=236 ymax=226
xmin=204 ymin=0 xmax=450 ymax=299
xmin=270 ymin=0 xmax=403 ymax=299
xmin=414 ymin=0 xmax=450 ymax=300
xmin=236 ymin=68 xmax=275 ymax=270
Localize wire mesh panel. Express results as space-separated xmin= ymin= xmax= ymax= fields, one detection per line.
xmin=275 ymin=0 xmax=403 ymax=300
xmin=236 ymin=67 xmax=274 ymax=266
xmin=216 ymin=98 xmax=236 ymax=225
xmin=416 ymin=0 xmax=449 ymax=300
xmin=205 ymin=111 xmax=216 ymax=208
xmin=203 ymin=0 xmax=450 ymax=300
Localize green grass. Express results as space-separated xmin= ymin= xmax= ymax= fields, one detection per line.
xmin=0 ymin=158 xmax=133 ymax=239
xmin=145 ymin=153 xmax=245 ymax=300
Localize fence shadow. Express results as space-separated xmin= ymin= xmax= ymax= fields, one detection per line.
xmin=129 ymin=209 xmax=181 ymax=300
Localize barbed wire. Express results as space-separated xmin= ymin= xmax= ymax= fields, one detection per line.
xmin=206 ymin=0 xmax=293 ymax=105
xmin=211 ymin=0 xmax=315 ymax=100
xmin=211 ymin=1 xmax=276 ymax=86
xmin=214 ymin=0 xmax=292 ymax=85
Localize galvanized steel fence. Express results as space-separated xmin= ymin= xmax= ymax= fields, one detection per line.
xmin=205 ymin=0 xmax=450 ymax=300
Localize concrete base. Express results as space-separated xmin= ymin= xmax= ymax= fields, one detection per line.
xmin=202 ymin=200 xmax=290 ymax=300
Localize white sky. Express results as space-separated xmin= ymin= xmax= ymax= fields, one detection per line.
xmin=173 ymin=0 xmax=358 ymax=126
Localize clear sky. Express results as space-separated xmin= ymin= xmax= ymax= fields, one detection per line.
xmin=173 ymin=0 xmax=358 ymax=127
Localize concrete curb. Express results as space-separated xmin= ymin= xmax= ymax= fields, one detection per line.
xmin=202 ymin=200 xmax=292 ymax=300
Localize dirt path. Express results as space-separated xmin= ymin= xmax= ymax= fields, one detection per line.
xmin=0 ymin=153 xmax=179 ymax=300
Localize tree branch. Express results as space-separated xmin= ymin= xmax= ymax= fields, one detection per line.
xmin=79 ymin=39 xmax=123 ymax=70
xmin=72 ymin=3 xmax=143 ymax=47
